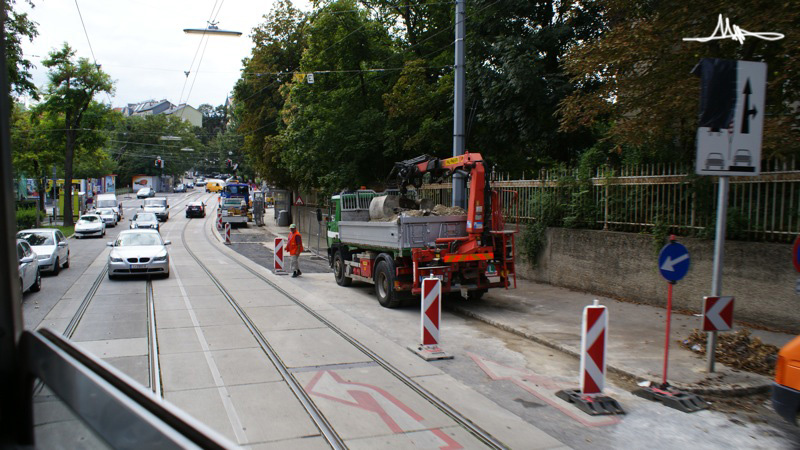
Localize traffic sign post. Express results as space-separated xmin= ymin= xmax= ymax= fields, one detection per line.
xmin=409 ymin=276 xmax=453 ymax=361
xmin=556 ymin=300 xmax=625 ymax=416
xmin=633 ymin=236 xmax=708 ymax=413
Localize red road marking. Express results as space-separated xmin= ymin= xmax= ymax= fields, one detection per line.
xmin=469 ymin=353 xmax=621 ymax=427
xmin=305 ymin=370 xmax=462 ymax=449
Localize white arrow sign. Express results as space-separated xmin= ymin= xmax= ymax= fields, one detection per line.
xmin=660 ymin=254 xmax=689 ymax=272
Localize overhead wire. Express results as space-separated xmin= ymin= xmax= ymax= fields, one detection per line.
xmin=73 ymin=0 xmax=113 ymax=105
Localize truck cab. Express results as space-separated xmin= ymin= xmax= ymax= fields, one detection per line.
xmin=773 ymin=335 xmax=800 ymax=424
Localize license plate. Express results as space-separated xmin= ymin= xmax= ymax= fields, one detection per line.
xmin=131 ymin=264 xmax=147 ymax=269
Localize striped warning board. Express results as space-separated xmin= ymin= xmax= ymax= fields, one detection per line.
xmin=274 ymin=237 xmax=285 ymax=273
xmin=224 ymin=223 xmax=231 ymax=245
xmin=580 ymin=302 xmax=608 ymax=395
xmin=442 ymin=252 xmax=494 ymax=263
xmin=702 ymin=296 xmax=734 ymax=332
xmin=422 ymin=277 xmax=441 ymax=346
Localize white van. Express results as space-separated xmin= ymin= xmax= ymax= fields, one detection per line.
xmin=94 ymin=193 xmax=123 ymax=220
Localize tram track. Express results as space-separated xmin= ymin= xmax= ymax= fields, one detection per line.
xmin=181 ymin=201 xmax=506 ymax=449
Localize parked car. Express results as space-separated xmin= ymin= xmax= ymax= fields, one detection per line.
xmin=130 ymin=212 xmax=160 ymax=231
xmin=186 ymin=202 xmax=206 ymax=218
xmin=196 ymin=177 xmax=206 ymax=187
xmin=142 ymin=197 xmax=169 ymax=221
xmin=74 ymin=214 xmax=106 ymax=238
xmin=16 ymin=228 xmax=69 ymax=275
xmin=17 ymin=239 xmax=41 ymax=296
xmin=186 ymin=182 xmax=194 ymax=189
xmin=174 ymin=184 xmax=186 ymax=193
xmin=96 ymin=208 xmax=118 ymax=227
xmin=137 ymin=187 xmax=155 ymax=199
xmin=107 ymin=229 xmax=171 ymax=279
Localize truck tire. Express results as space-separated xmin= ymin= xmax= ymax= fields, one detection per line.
xmin=374 ymin=260 xmax=401 ymax=308
xmin=333 ymin=251 xmax=352 ymax=287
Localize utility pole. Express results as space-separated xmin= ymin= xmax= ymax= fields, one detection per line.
xmin=452 ymin=0 xmax=466 ymax=209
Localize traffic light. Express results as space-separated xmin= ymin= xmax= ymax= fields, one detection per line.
xmin=155 ymin=157 xmax=164 ymax=169
xmin=225 ymin=159 xmax=232 ymax=168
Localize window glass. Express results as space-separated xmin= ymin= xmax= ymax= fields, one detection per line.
xmin=144 ymin=199 xmax=166 ymax=207
xmin=17 ymin=243 xmax=24 ymax=260
xmin=116 ymin=233 xmax=161 ymax=247
xmin=17 ymin=231 xmax=55 ymax=246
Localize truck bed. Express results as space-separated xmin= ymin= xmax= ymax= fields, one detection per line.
xmin=338 ymin=215 xmax=467 ymax=250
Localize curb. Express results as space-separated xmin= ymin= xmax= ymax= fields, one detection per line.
xmin=448 ymin=304 xmax=771 ymax=397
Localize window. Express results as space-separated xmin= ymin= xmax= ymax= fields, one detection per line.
xmin=17 ymin=232 xmax=54 ymax=246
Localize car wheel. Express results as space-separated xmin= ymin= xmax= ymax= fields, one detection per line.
xmin=53 ymin=257 xmax=60 ymax=275
xmin=64 ymin=252 xmax=70 ymax=269
xmin=374 ymin=260 xmax=401 ymax=308
xmin=30 ymin=269 xmax=42 ymax=292
xmin=334 ymin=251 xmax=352 ymax=287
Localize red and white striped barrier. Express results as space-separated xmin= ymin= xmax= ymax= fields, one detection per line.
xmin=216 ymin=209 xmax=222 ymax=231
xmin=409 ymin=275 xmax=452 ymax=360
xmin=580 ymin=300 xmax=608 ymax=395
xmin=274 ymin=237 xmax=286 ymax=273
xmin=224 ymin=223 xmax=231 ymax=245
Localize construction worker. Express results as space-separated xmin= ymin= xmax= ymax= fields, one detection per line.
xmin=287 ymin=224 xmax=303 ymax=277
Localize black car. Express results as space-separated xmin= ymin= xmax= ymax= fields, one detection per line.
xmin=186 ymin=202 xmax=206 ymax=218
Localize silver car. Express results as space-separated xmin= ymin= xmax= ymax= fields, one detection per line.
xmin=142 ymin=197 xmax=169 ymax=222
xmin=17 ymin=239 xmax=41 ymax=296
xmin=130 ymin=212 xmax=160 ymax=231
xmin=16 ymin=229 xmax=70 ymax=275
xmin=75 ymin=214 xmax=106 ymax=238
xmin=96 ymin=208 xmax=118 ymax=227
xmin=107 ymin=229 xmax=171 ymax=279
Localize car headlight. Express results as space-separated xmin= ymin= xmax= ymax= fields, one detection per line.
xmin=37 ymin=253 xmax=51 ymax=260
xmin=109 ymin=255 xmax=124 ymax=263
xmin=153 ymin=252 xmax=168 ymax=262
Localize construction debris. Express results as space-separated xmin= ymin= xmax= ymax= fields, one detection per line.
xmin=680 ymin=329 xmax=779 ymax=376
xmin=369 ymin=199 xmax=466 ymax=222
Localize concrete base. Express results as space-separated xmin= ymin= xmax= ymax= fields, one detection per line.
xmin=407 ymin=344 xmax=454 ymax=361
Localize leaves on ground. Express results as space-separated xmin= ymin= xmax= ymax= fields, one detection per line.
xmin=681 ymin=329 xmax=779 ymax=376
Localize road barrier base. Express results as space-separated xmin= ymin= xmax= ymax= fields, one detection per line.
xmin=633 ymin=384 xmax=709 ymax=413
xmin=556 ymin=389 xmax=625 ymax=416
xmin=408 ymin=345 xmax=453 ymax=361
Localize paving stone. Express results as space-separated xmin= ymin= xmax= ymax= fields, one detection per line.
xmin=262 ymin=328 xmax=372 ymax=368
xmin=161 ymin=352 xmax=216 ymax=391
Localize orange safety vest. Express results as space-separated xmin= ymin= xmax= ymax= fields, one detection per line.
xmin=287 ymin=230 xmax=303 ymax=255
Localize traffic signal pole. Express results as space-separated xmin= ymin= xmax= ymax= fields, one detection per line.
xmin=451 ymin=0 xmax=466 ymax=209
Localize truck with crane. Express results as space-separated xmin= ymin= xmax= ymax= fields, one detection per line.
xmin=326 ymin=152 xmax=517 ymax=307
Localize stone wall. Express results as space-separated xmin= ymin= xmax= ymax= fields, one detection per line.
xmin=518 ymin=228 xmax=799 ymax=334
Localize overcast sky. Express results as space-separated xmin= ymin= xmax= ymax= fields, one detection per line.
xmin=19 ymin=0 xmax=311 ymax=109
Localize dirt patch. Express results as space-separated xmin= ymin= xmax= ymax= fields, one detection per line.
xmin=371 ymin=204 xmax=467 ymax=222
xmin=680 ymin=329 xmax=779 ymax=376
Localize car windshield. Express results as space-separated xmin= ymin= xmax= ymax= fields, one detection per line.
xmin=116 ymin=233 xmax=162 ymax=247
xmin=97 ymin=209 xmax=113 ymax=215
xmin=144 ymin=199 xmax=166 ymax=207
xmin=17 ymin=231 xmax=54 ymax=246
xmin=135 ymin=213 xmax=157 ymax=222
xmin=79 ymin=215 xmax=99 ymax=222
xmin=96 ymin=199 xmax=116 ymax=208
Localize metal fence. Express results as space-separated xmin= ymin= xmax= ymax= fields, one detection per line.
xmin=416 ymin=160 xmax=800 ymax=242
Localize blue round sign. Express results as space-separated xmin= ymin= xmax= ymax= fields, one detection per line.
xmin=658 ymin=242 xmax=690 ymax=282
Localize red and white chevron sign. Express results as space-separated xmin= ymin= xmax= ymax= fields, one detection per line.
xmin=421 ymin=277 xmax=441 ymax=346
xmin=274 ymin=237 xmax=285 ymax=273
xmin=580 ymin=302 xmax=608 ymax=395
xmin=702 ymin=296 xmax=734 ymax=332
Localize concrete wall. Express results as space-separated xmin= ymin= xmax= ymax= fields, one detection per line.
xmin=519 ymin=228 xmax=799 ymax=334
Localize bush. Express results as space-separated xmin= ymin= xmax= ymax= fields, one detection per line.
xmin=16 ymin=208 xmax=44 ymax=230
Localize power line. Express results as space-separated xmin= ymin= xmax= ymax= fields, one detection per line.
xmin=73 ymin=0 xmax=114 ymax=105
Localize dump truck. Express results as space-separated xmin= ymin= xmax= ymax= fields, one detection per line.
xmin=220 ymin=182 xmax=250 ymax=225
xmin=326 ymin=152 xmax=517 ymax=308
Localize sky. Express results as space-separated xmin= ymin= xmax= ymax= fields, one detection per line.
xmin=18 ymin=0 xmax=311 ymax=109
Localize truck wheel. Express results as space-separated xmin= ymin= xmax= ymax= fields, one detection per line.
xmin=333 ymin=251 xmax=352 ymax=287
xmin=374 ymin=260 xmax=401 ymax=308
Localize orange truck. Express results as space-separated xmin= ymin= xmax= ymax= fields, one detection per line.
xmin=773 ymin=335 xmax=800 ymax=424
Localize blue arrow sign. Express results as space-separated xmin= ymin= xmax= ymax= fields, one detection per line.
xmin=658 ymin=242 xmax=690 ymax=282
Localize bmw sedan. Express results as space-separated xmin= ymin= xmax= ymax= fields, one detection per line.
xmin=130 ymin=212 xmax=160 ymax=231
xmin=16 ymin=228 xmax=69 ymax=275
xmin=74 ymin=214 xmax=106 ymax=238
xmin=17 ymin=239 xmax=41 ymax=296
xmin=107 ymin=229 xmax=171 ymax=279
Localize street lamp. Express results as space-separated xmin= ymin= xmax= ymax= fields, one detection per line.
xmin=183 ymin=21 xmax=242 ymax=37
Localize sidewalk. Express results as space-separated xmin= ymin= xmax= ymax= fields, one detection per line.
xmin=251 ymin=213 xmax=792 ymax=395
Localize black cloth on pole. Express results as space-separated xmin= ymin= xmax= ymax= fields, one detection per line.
xmin=692 ymin=58 xmax=737 ymax=132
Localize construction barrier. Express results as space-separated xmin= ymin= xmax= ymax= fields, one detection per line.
xmin=274 ymin=237 xmax=285 ymax=273
xmin=224 ymin=223 xmax=231 ymax=245
xmin=409 ymin=276 xmax=452 ymax=361
xmin=217 ymin=209 xmax=222 ymax=231
xmin=556 ymin=300 xmax=624 ymax=416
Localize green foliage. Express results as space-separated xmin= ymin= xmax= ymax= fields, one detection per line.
xmin=15 ymin=207 xmax=44 ymax=230
xmin=4 ymin=0 xmax=38 ymax=99
xmin=521 ymin=190 xmax=566 ymax=266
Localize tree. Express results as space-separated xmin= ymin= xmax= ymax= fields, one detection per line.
xmin=197 ymin=103 xmax=227 ymax=143
xmin=40 ymin=43 xmax=113 ymax=226
xmin=4 ymin=0 xmax=38 ymax=99
xmin=559 ymin=0 xmax=800 ymax=164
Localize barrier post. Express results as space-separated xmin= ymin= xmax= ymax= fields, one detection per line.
xmin=273 ymin=237 xmax=287 ymax=275
xmin=224 ymin=223 xmax=231 ymax=245
xmin=408 ymin=275 xmax=453 ymax=361
xmin=556 ymin=300 xmax=625 ymax=416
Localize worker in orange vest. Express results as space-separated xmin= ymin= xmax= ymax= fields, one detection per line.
xmin=287 ymin=224 xmax=303 ymax=277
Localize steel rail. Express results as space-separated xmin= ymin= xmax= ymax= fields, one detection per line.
xmin=146 ymin=280 xmax=162 ymax=397
xmin=181 ymin=207 xmax=347 ymax=450
xmin=199 ymin=203 xmax=506 ymax=449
